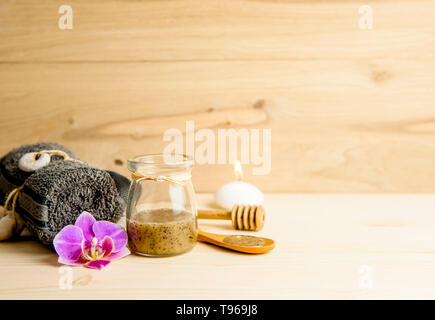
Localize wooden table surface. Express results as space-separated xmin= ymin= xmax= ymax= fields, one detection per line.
xmin=2 ymin=193 xmax=435 ymax=299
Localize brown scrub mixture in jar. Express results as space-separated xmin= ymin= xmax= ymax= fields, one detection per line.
xmin=127 ymin=209 xmax=197 ymax=256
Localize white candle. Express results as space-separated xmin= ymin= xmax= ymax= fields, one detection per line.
xmin=214 ymin=160 xmax=264 ymax=210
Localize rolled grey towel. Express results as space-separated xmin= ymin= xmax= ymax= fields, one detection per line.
xmin=16 ymin=160 xmax=129 ymax=245
xmin=0 ymin=142 xmax=76 ymax=205
xmin=0 ymin=142 xmax=130 ymax=246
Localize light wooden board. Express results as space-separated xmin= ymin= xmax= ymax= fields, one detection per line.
xmin=0 ymin=0 xmax=434 ymax=192
xmin=2 ymin=194 xmax=435 ymax=299
xmin=0 ymin=0 xmax=433 ymax=62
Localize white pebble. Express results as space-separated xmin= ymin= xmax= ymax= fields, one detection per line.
xmin=0 ymin=213 xmax=14 ymax=240
xmin=18 ymin=152 xmax=51 ymax=172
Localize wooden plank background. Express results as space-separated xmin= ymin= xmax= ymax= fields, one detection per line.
xmin=0 ymin=0 xmax=434 ymax=192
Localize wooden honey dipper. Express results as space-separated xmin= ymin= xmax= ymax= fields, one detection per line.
xmin=197 ymin=205 xmax=266 ymax=231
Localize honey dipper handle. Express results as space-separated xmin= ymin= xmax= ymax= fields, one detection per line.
xmin=197 ymin=209 xmax=231 ymax=220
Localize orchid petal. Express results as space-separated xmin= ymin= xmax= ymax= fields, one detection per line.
xmin=104 ymin=246 xmax=130 ymax=261
xmin=58 ymin=255 xmax=87 ymax=266
xmin=86 ymin=260 xmax=111 ymax=270
xmin=74 ymin=211 xmax=96 ymax=243
xmin=101 ymin=236 xmax=114 ymax=258
xmin=53 ymin=225 xmax=85 ymax=262
xmin=80 ymin=239 xmax=92 ymax=261
xmin=93 ymin=221 xmax=127 ymax=252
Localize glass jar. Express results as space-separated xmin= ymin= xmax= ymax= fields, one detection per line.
xmin=126 ymin=154 xmax=198 ymax=257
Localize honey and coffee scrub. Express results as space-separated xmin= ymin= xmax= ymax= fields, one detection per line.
xmin=127 ymin=208 xmax=197 ymax=257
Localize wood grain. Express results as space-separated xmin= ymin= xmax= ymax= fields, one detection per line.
xmin=0 ymin=0 xmax=433 ymax=62
xmin=0 ymin=0 xmax=434 ymax=192
xmin=2 ymin=194 xmax=435 ymax=299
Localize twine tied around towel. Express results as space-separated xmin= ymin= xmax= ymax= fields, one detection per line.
xmin=2 ymin=185 xmax=24 ymax=234
xmin=1 ymin=149 xmax=84 ymax=235
xmin=35 ymin=149 xmax=83 ymax=163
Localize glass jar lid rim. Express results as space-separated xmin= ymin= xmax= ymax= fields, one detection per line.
xmin=127 ymin=154 xmax=194 ymax=167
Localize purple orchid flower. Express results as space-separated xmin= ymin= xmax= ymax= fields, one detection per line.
xmin=53 ymin=212 xmax=130 ymax=270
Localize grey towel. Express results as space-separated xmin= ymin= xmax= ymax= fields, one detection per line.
xmin=0 ymin=142 xmax=76 ymax=204
xmin=0 ymin=142 xmax=130 ymax=246
xmin=17 ymin=161 xmax=128 ymax=245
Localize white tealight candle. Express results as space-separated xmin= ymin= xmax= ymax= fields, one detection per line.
xmin=214 ymin=161 xmax=264 ymax=210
